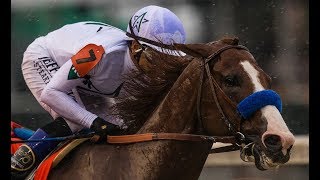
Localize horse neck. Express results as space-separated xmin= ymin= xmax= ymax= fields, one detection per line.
xmin=133 ymin=59 xmax=213 ymax=180
xmin=138 ymin=59 xmax=201 ymax=134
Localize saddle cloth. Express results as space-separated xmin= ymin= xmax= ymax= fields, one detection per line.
xmin=11 ymin=122 xmax=89 ymax=180
xmin=11 ymin=137 xmax=89 ymax=180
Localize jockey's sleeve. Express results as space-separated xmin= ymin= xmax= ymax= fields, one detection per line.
xmin=40 ymin=59 xmax=98 ymax=128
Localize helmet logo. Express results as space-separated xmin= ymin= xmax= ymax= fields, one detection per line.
xmin=132 ymin=12 xmax=149 ymax=33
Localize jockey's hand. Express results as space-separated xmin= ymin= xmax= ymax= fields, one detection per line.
xmin=90 ymin=117 xmax=121 ymax=143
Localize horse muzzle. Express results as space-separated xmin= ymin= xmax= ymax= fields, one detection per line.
xmin=240 ymin=141 xmax=292 ymax=171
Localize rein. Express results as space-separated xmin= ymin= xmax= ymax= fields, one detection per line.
xmin=11 ymin=132 xmax=244 ymax=154
xmin=106 ymin=132 xmax=245 ymax=153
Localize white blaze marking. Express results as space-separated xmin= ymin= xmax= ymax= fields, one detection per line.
xmin=240 ymin=61 xmax=295 ymax=155
xmin=240 ymin=61 xmax=264 ymax=92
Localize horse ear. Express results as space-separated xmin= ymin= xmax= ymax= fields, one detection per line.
xmin=221 ymin=36 xmax=239 ymax=45
xmin=174 ymin=43 xmax=211 ymax=58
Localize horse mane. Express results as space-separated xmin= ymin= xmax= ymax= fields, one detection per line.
xmin=111 ymin=36 xmax=239 ymax=134
xmin=112 ymin=45 xmax=191 ymax=134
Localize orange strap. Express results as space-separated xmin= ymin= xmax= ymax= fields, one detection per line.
xmin=107 ymin=133 xmax=154 ymax=144
xmin=106 ymin=133 xmax=240 ymax=154
xmin=107 ymin=133 xmax=237 ymax=144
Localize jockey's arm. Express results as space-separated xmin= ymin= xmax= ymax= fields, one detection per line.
xmin=40 ymin=59 xmax=98 ymax=129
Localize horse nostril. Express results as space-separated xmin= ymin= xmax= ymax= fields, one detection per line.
xmin=264 ymin=135 xmax=282 ymax=151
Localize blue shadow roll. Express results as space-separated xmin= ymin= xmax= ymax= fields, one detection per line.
xmin=237 ymin=90 xmax=282 ymax=119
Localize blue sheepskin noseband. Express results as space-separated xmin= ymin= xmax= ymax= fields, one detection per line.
xmin=237 ymin=90 xmax=282 ymax=119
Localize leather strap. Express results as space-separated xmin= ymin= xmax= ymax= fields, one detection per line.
xmin=106 ymin=133 xmax=237 ymax=144
xmin=106 ymin=133 xmax=242 ymax=154
xmin=201 ymin=45 xmax=250 ymax=133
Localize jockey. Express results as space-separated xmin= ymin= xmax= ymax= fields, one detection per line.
xmin=11 ymin=5 xmax=186 ymax=179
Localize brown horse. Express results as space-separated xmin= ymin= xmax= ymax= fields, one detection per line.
xmin=47 ymin=37 xmax=295 ymax=180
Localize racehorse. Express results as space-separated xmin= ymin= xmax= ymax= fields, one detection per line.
xmin=47 ymin=37 xmax=295 ymax=180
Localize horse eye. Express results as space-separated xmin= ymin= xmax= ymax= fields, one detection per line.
xmin=224 ymin=76 xmax=238 ymax=87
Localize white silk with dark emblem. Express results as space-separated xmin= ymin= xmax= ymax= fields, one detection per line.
xmin=22 ymin=21 xmax=135 ymax=129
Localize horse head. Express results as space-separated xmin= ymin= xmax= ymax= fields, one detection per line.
xmin=175 ymin=37 xmax=295 ymax=170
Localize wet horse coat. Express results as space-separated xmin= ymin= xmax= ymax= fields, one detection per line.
xmin=47 ymin=37 xmax=295 ymax=180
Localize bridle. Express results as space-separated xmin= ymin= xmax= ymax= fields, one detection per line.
xmin=104 ymin=42 xmax=251 ymax=154
xmin=195 ymin=43 xmax=251 ymax=153
xmin=196 ymin=44 xmax=250 ymax=135
xmin=114 ymin=20 xmax=252 ymax=153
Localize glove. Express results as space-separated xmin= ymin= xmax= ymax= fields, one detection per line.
xmin=89 ymin=117 xmax=121 ymax=143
